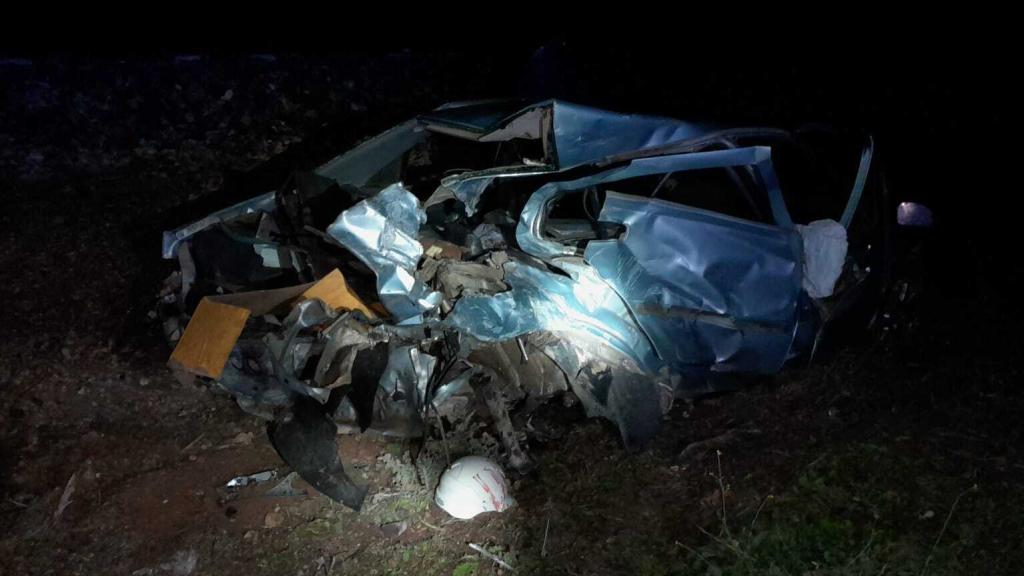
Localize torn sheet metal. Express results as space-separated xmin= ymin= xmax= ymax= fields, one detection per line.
xmin=218 ymin=298 xmax=342 ymax=416
xmin=370 ymin=345 xmax=437 ymax=437
xmin=311 ymin=315 xmax=377 ymax=390
xmin=430 ymin=166 xmax=553 ymax=215
xmin=225 ymin=470 xmax=277 ymax=489
xmin=547 ymin=100 xmax=709 ymax=169
xmin=270 ymin=396 xmax=367 ymax=510
xmin=535 ymin=332 xmax=672 ymax=450
xmin=326 ymin=183 xmax=442 ymax=321
xmin=434 ymin=260 xmax=508 ymax=299
xmin=162 ymin=191 xmax=277 ymax=259
xmin=444 ymin=259 xmax=661 ymax=373
xmin=424 ymin=101 xmax=712 ymax=215
xmin=219 ymin=340 xmax=294 ymax=416
xmin=467 ymin=223 xmax=507 ymax=256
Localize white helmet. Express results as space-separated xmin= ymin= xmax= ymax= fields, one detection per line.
xmin=434 ymin=456 xmax=515 ymax=519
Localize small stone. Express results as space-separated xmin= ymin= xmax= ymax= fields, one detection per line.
xmin=264 ymin=510 xmax=284 ymax=529
xmin=380 ymin=520 xmax=408 ymax=538
xmin=230 ymin=431 xmax=254 ymax=445
xmin=139 ymin=377 xmax=150 ymax=387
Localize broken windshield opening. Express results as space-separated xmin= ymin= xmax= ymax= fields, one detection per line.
xmin=401 ymin=133 xmax=546 ymax=199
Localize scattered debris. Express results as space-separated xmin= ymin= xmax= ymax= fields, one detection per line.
xmin=265 ymin=471 xmax=307 ymax=498
xmin=270 ymin=396 xmax=367 ymax=510
xmin=468 ymin=543 xmax=516 ymax=572
xmin=225 ymin=469 xmax=277 ymax=489
xmin=541 ymin=515 xmax=551 ymax=558
xmin=53 ymin=472 xmax=77 ymax=522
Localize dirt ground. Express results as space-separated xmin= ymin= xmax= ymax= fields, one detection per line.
xmin=2 ymin=55 xmax=1021 ymax=576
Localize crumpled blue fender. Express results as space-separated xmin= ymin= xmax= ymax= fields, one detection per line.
xmin=326 ymin=183 xmax=441 ymax=321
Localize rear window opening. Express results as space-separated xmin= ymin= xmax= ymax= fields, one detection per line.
xmin=541 ymin=166 xmax=774 ymax=250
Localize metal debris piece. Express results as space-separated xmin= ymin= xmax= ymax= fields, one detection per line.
xmin=269 ymin=397 xmax=367 ymax=510
xmin=325 ymin=183 xmax=441 ymax=321
xmin=225 ymin=470 xmax=277 ymax=489
xmin=435 ymin=260 xmax=508 ymax=299
xmin=53 ymin=472 xmax=77 ymax=522
xmin=162 ymin=192 xmax=277 ymax=259
xmin=468 ymin=543 xmax=516 ymax=572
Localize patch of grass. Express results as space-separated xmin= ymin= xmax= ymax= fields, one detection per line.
xmin=289 ymin=517 xmax=344 ymax=540
xmin=451 ymin=560 xmax=478 ymax=576
xmin=341 ymin=538 xmax=456 ymax=576
xmin=255 ymin=549 xmax=301 ymax=576
xmin=364 ymin=490 xmax=432 ymax=525
xmin=678 ymin=443 xmax=1021 ymax=576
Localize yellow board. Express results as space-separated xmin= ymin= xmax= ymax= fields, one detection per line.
xmin=301 ymin=269 xmax=376 ymax=319
xmin=168 ymin=269 xmax=378 ymax=379
xmin=168 ymin=299 xmax=251 ymax=379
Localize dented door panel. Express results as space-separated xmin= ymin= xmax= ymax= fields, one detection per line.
xmin=585 ymin=193 xmax=802 ymax=374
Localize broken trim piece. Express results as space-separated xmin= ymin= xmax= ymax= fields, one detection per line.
xmin=162 ymin=191 xmax=277 ymax=259
xmin=839 ymin=136 xmax=875 ymax=228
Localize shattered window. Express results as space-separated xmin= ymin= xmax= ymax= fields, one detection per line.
xmin=401 ymin=133 xmax=546 ymax=199
xmin=770 ymin=132 xmax=864 ymax=224
xmin=645 ymin=167 xmax=772 ymax=224
xmin=546 ymin=168 xmax=774 ymax=231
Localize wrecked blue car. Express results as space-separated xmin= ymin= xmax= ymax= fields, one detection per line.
xmin=159 ymin=100 xmax=894 ymax=507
